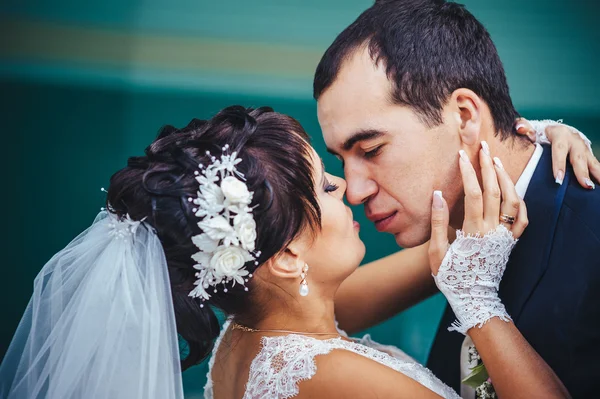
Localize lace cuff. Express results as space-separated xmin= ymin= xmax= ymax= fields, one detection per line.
xmin=433 ymin=225 xmax=517 ymax=335
xmin=529 ymin=119 xmax=594 ymax=155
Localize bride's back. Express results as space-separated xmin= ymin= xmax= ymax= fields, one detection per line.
xmin=209 ymin=329 xmax=262 ymax=399
xmin=204 ymin=319 xmax=460 ymax=399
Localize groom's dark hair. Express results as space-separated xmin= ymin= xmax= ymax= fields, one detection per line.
xmin=313 ymin=0 xmax=520 ymax=140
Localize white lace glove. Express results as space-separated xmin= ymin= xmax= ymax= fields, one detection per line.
xmin=529 ymin=119 xmax=594 ymax=155
xmin=433 ymin=225 xmax=518 ymax=335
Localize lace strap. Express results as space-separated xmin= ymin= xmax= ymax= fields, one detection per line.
xmin=206 ymin=321 xmax=352 ymax=398
xmin=244 ymin=335 xmax=342 ymax=399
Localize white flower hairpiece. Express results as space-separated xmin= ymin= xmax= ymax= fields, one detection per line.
xmin=106 ymin=212 xmax=145 ymax=239
xmin=99 ymin=196 xmax=147 ymax=240
xmin=188 ymin=145 xmax=260 ymax=303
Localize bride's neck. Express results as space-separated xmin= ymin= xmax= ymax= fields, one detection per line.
xmin=246 ymin=291 xmax=339 ymax=334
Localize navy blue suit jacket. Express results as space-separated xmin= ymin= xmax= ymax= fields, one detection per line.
xmin=427 ymin=146 xmax=600 ymax=398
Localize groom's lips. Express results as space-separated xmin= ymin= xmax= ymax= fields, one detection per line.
xmin=368 ymin=211 xmax=398 ymax=232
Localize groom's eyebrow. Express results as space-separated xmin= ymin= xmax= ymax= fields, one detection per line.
xmin=327 ymin=130 xmax=385 ymax=155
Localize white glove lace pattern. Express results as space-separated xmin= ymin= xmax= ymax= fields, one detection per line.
xmin=530 ymin=119 xmax=594 ymax=155
xmin=434 ymin=225 xmax=518 ymax=335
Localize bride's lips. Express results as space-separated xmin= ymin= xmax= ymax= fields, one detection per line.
xmin=353 ymin=221 xmax=360 ymax=231
xmin=369 ymin=211 xmax=398 ymax=232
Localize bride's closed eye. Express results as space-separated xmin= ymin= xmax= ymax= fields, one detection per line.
xmin=325 ymin=181 xmax=339 ymax=193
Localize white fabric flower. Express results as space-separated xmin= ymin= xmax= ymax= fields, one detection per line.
xmin=199 ymin=182 xmax=224 ymax=205
xmin=198 ymin=216 xmax=235 ymax=242
xmin=193 ymin=182 xmax=225 ymax=218
xmin=191 ymin=233 xmax=218 ymax=253
xmin=227 ymin=204 xmax=252 ymax=215
xmin=210 ymin=246 xmax=251 ymax=284
xmin=220 ymin=152 xmax=243 ymax=173
xmin=191 ymin=264 xmax=225 ymax=300
xmin=201 ymin=183 xmax=224 ymax=204
xmin=234 ymin=213 xmax=257 ymax=251
xmin=196 ymin=167 xmax=219 ymax=185
xmin=221 ymin=176 xmax=251 ymax=204
xmin=188 ymin=150 xmax=258 ymax=298
xmin=189 ymin=277 xmax=211 ymax=300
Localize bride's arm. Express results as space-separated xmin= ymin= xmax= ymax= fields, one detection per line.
xmin=468 ymin=319 xmax=569 ymax=398
xmin=297 ymin=349 xmax=445 ymax=399
xmin=429 ymin=145 xmax=570 ymax=398
xmin=334 ymin=243 xmax=438 ymax=334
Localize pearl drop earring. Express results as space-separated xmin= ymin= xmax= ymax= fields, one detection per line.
xmin=299 ymin=264 xmax=309 ymax=297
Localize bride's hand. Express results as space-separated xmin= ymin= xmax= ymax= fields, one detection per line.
xmin=428 ymin=143 xmax=528 ymax=274
xmin=427 ymin=142 xmax=529 ymax=334
xmin=515 ymin=117 xmax=599 ymax=189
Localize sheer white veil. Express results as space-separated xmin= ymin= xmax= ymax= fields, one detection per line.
xmin=0 ymin=211 xmax=184 ymax=399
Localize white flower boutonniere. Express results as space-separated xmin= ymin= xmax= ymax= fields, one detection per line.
xmin=463 ymin=346 xmax=497 ymax=399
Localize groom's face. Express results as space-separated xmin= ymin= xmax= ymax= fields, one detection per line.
xmin=317 ymin=48 xmax=462 ymax=248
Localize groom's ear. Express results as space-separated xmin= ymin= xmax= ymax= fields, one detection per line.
xmin=450 ymin=88 xmax=483 ymax=146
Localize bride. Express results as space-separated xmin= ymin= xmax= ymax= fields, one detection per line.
xmin=0 ymin=106 xmax=594 ymax=398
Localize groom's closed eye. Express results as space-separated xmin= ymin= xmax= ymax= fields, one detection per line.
xmin=326 ymin=130 xmax=387 ymax=168
xmin=363 ymin=145 xmax=384 ymax=159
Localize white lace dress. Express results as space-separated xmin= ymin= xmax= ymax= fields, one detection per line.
xmin=203 ymin=318 xmax=460 ymax=399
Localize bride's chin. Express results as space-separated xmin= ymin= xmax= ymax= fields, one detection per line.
xmin=335 ymin=242 xmax=366 ymax=278
xmin=350 ymin=253 xmax=366 ymax=271
xmin=357 ymin=241 xmax=366 ymax=260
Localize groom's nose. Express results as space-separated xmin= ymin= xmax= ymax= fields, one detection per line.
xmin=345 ymin=166 xmax=377 ymax=205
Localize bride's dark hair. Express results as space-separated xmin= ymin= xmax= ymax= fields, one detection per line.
xmin=106 ymin=106 xmax=321 ymax=370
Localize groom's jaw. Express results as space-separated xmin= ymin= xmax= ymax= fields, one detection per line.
xmin=392 ymin=226 xmax=432 ymax=249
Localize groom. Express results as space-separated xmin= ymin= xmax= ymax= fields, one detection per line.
xmin=313 ymin=0 xmax=600 ymax=397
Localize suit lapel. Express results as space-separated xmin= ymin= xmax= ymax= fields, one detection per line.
xmin=500 ymin=146 xmax=568 ymax=322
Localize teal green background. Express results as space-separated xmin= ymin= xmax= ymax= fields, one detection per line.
xmin=1 ymin=1 xmax=598 ymax=397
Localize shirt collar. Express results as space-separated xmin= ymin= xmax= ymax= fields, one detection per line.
xmin=515 ymin=144 xmax=544 ymax=198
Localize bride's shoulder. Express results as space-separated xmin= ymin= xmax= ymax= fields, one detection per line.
xmin=296 ymin=348 xmax=442 ymax=399
xmin=244 ymin=335 xmax=341 ymax=398
xmin=246 ymin=334 xmax=444 ymax=399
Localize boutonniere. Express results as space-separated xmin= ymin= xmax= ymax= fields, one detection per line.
xmin=462 ymin=345 xmax=497 ymax=399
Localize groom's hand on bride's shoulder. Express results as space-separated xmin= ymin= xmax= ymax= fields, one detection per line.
xmin=515 ymin=117 xmax=600 ymax=188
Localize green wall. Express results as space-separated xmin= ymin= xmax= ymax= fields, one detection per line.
xmin=1 ymin=1 xmax=598 ymax=397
